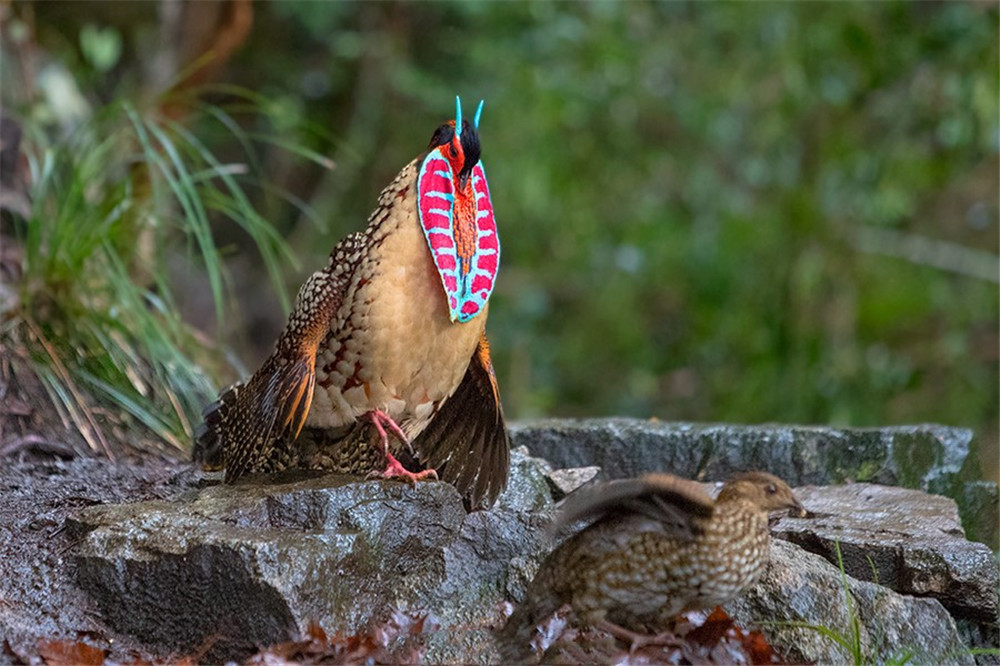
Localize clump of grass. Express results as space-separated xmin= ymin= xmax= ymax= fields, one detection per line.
xmin=4 ymin=92 xmax=324 ymax=458
xmin=762 ymin=542 xmax=979 ymax=665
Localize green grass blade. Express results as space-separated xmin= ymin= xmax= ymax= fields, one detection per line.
xmin=124 ymin=104 xmax=225 ymax=325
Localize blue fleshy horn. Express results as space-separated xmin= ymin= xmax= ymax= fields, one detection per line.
xmin=455 ymin=95 xmax=463 ymax=137
xmin=474 ymin=100 xmax=484 ymax=130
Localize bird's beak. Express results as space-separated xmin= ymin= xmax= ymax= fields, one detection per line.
xmin=769 ymin=497 xmax=807 ymax=523
xmin=787 ymin=498 xmax=807 ymax=518
xmin=459 ymin=171 xmax=471 ymax=190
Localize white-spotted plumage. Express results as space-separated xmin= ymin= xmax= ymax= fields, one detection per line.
xmin=499 ymin=471 xmax=805 ymax=660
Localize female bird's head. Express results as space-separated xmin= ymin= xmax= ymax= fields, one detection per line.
xmin=428 ymin=97 xmax=483 ymax=191
xmin=717 ymin=471 xmax=806 ymax=516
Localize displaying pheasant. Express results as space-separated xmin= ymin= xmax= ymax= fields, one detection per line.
xmin=499 ymin=471 xmax=805 ymax=658
xmin=196 ymin=97 xmax=509 ymax=508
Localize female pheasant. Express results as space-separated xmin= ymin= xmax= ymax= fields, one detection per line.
xmin=196 ymin=98 xmax=509 ymax=508
xmin=499 ymin=471 xmax=805 ymax=659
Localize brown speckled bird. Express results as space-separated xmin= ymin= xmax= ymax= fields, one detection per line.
xmin=499 ymin=471 xmax=805 ymax=657
xmin=196 ymin=98 xmax=509 ymax=508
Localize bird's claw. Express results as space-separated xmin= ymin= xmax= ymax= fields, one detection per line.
xmin=366 ymin=451 xmax=438 ymax=485
xmin=596 ymin=620 xmax=683 ymax=653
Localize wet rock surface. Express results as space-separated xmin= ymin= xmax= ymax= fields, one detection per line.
xmin=773 ymin=483 xmax=998 ymax=622
xmin=512 ymin=418 xmax=998 ymax=549
xmin=0 ymin=419 xmax=996 ymax=664
xmin=0 ymin=455 xmax=204 ymax=661
xmin=66 ymin=449 xmax=554 ymax=663
xmin=727 ymin=540 xmax=974 ymax=665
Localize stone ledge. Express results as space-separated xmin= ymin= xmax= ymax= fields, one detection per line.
xmin=3 ymin=420 xmax=993 ymax=664
xmin=774 ymin=483 xmax=997 ymax=622
xmin=512 ymin=418 xmax=997 ymax=550
xmin=728 ymin=540 xmax=974 ymax=665
xmin=511 ymin=418 xmax=974 ymax=489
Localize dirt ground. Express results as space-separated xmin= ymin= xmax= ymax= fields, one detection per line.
xmin=0 ymin=448 xmax=205 ymax=664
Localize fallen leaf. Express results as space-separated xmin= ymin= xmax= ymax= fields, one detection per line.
xmin=685 ymin=606 xmax=735 ymax=647
xmin=37 ymin=639 xmax=106 ymax=666
xmin=742 ymin=629 xmax=781 ymax=665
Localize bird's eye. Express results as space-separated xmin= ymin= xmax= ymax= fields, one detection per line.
xmin=766 ymin=483 xmax=777 ymax=495
xmin=449 ymin=144 xmax=458 ymax=158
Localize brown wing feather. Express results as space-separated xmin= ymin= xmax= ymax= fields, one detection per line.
xmin=555 ymin=473 xmax=715 ymax=541
xmin=193 ymin=381 xmax=241 ymax=470
xmin=220 ymin=352 xmax=316 ymax=480
xmin=196 ymin=234 xmax=364 ymax=482
xmin=412 ymin=334 xmax=510 ymax=509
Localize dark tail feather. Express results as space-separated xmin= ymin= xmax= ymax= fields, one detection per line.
xmin=195 ymin=259 xmax=350 ymax=481
xmin=414 ymin=336 xmax=510 ymax=509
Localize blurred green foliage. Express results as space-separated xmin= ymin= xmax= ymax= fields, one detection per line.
xmin=16 ymin=2 xmax=1000 ymax=474
xmin=246 ymin=3 xmax=998 ymax=438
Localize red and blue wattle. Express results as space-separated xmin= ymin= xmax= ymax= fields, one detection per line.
xmin=417 ymin=151 xmax=499 ymax=323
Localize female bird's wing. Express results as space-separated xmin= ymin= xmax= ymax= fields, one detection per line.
xmin=555 ymin=473 xmax=715 ymax=541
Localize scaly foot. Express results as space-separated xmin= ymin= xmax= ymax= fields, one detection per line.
xmin=366 ymin=451 xmax=439 ymax=484
xmin=596 ymin=620 xmax=684 ymax=653
xmin=364 ymin=409 xmax=439 ymax=484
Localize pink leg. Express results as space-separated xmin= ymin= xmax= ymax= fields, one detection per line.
xmin=369 ymin=409 xmax=413 ymax=454
xmin=366 ymin=410 xmax=438 ymax=483
xmin=596 ymin=620 xmax=684 ymax=653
